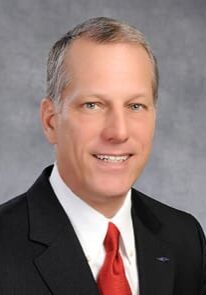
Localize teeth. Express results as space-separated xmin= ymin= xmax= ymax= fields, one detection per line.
xmin=95 ymin=154 xmax=129 ymax=162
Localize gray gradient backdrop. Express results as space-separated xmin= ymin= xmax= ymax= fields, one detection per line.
xmin=0 ymin=0 xmax=205 ymax=233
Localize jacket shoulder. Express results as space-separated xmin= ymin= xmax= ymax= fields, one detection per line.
xmin=132 ymin=188 xmax=205 ymax=250
xmin=0 ymin=193 xmax=28 ymax=234
xmin=132 ymin=188 xmax=199 ymax=225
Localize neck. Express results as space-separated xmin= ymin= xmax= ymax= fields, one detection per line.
xmin=76 ymin=193 xmax=127 ymax=218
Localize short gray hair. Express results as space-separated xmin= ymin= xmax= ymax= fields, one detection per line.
xmin=46 ymin=17 xmax=159 ymax=103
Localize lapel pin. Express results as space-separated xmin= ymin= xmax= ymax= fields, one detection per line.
xmin=156 ymin=256 xmax=170 ymax=263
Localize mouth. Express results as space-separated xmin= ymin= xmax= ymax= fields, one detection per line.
xmin=93 ymin=154 xmax=132 ymax=163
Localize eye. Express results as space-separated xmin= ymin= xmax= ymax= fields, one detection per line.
xmin=129 ymin=103 xmax=145 ymax=111
xmin=83 ymin=102 xmax=99 ymax=110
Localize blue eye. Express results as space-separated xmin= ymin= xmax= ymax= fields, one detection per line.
xmin=84 ymin=102 xmax=97 ymax=109
xmin=130 ymin=103 xmax=143 ymax=111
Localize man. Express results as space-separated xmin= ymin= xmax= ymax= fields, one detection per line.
xmin=0 ymin=17 xmax=205 ymax=295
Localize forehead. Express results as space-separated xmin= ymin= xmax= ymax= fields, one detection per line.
xmin=63 ymin=39 xmax=154 ymax=98
xmin=66 ymin=38 xmax=152 ymax=71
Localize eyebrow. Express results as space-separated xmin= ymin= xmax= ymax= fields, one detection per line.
xmin=75 ymin=92 xmax=149 ymax=102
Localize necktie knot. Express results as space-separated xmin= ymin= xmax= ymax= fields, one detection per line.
xmin=104 ymin=222 xmax=120 ymax=253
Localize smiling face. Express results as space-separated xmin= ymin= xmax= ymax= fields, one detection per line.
xmin=41 ymin=39 xmax=156 ymax=216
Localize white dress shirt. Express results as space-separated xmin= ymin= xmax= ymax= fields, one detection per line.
xmin=50 ymin=164 xmax=139 ymax=295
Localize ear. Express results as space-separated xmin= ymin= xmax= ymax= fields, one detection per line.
xmin=40 ymin=97 xmax=57 ymax=144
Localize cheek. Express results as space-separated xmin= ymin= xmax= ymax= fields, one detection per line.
xmin=58 ymin=117 xmax=99 ymax=156
xmin=133 ymin=120 xmax=155 ymax=149
xmin=70 ymin=116 xmax=102 ymax=141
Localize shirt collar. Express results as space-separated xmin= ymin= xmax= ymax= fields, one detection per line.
xmin=50 ymin=164 xmax=135 ymax=263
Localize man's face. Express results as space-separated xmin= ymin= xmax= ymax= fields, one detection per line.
xmin=43 ymin=39 xmax=156 ymax=210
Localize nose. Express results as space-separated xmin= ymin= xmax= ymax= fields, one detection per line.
xmin=101 ymin=108 xmax=129 ymax=144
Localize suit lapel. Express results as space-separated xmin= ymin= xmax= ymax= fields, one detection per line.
xmin=132 ymin=189 xmax=174 ymax=295
xmin=27 ymin=166 xmax=99 ymax=295
xmin=34 ymin=224 xmax=98 ymax=295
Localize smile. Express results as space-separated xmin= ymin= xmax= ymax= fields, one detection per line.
xmin=93 ymin=154 xmax=131 ymax=163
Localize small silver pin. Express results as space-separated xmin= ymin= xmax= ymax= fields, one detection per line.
xmin=156 ymin=256 xmax=170 ymax=263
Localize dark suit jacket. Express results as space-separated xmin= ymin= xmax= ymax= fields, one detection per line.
xmin=0 ymin=166 xmax=206 ymax=295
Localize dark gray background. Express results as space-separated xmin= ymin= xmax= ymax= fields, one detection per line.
xmin=0 ymin=0 xmax=205 ymax=233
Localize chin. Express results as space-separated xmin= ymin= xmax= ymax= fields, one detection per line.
xmin=84 ymin=172 xmax=137 ymax=200
xmin=91 ymin=182 xmax=131 ymax=199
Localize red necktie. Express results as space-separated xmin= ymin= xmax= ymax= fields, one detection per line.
xmin=97 ymin=222 xmax=132 ymax=295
